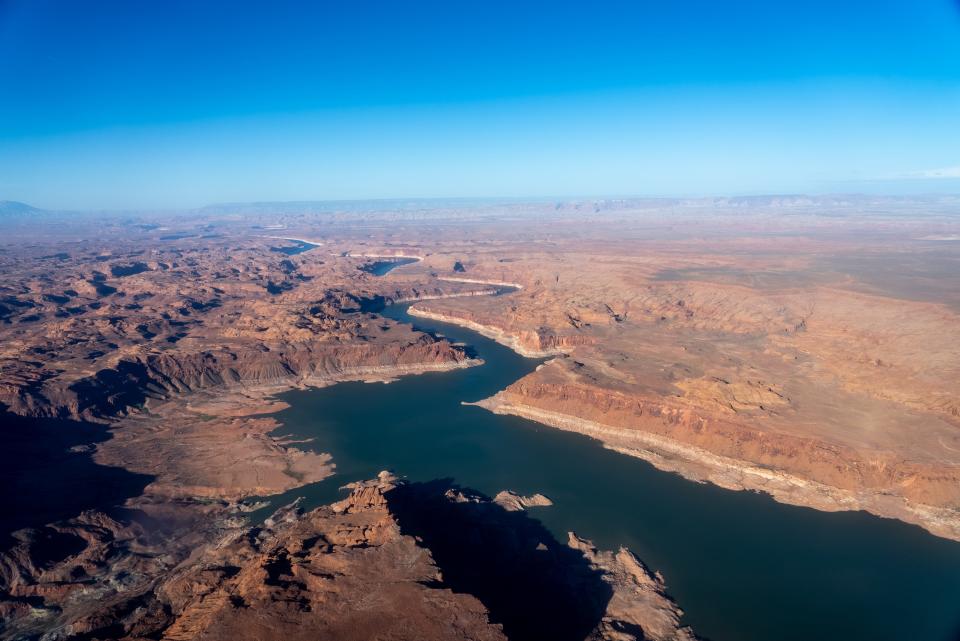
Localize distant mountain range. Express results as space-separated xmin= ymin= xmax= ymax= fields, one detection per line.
xmin=0 ymin=201 xmax=44 ymax=217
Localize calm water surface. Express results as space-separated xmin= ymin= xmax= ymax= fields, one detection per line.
xmin=269 ymin=240 xmax=318 ymax=255
xmin=359 ymin=257 xmax=421 ymax=275
xmin=254 ymin=291 xmax=960 ymax=641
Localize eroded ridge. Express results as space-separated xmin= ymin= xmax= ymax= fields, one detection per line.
xmin=0 ymin=473 xmax=695 ymax=641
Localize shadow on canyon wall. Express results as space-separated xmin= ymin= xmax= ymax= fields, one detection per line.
xmin=67 ymin=361 xmax=153 ymax=417
xmin=0 ymin=410 xmax=153 ymax=552
xmin=387 ymin=479 xmax=613 ymax=641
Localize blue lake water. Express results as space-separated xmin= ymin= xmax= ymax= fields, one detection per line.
xmin=359 ymin=257 xmax=421 ymax=275
xmin=252 ymin=282 xmax=960 ymax=641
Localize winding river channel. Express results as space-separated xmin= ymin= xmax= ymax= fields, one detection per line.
xmin=255 ymin=269 xmax=960 ymax=641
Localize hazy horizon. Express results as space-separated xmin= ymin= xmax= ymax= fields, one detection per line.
xmin=7 ymin=190 xmax=960 ymax=215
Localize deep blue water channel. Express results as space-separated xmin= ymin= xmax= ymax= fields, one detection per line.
xmin=254 ymin=285 xmax=960 ymax=641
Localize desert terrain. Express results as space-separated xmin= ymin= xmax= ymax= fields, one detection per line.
xmin=1 ymin=195 xmax=959 ymax=639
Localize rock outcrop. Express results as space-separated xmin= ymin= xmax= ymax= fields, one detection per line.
xmin=0 ymin=474 xmax=696 ymax=641
xmin=492 ymin=490 xmax=554 ymax=512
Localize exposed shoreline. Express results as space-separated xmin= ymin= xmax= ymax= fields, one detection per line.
xmin=406 ymin=280 xmax=960 ymax=543
xmin=295 ymin=357 xmax=483 ymax=387
xmin=87 ymin=358 xmax=486 ymax=504
xmin=262 ymin=235 xmax=325 ymax=246
xmin=470 ymin=394 xmax=960 ymax=542
xmin=407 ymin=306 xmax=565 ymax=358
xmin=437 ymin=276 xmax=524 ymax=289
xmin=374 ymin=285 xmax=960 ymax=542
xmin=393 ymin=287 xmax=500 ymax=303
xmin=350 ymin=252 xmax=424 ymax=261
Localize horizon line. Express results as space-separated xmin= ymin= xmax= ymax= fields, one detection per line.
xmin=6 ymin=191 xmax=960 ymax=214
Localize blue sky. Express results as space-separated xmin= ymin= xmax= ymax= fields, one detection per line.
xmin=1 ymin=0 xmax=959 ymax=209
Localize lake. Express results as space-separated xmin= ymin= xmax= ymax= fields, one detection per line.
xmin=253 ymin=293 xmax=960 ymax=641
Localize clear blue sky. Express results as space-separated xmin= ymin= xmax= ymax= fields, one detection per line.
xmin=1 ymin=0 xmax=959 ymax=209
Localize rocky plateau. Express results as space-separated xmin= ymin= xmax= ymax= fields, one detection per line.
xmin=2 ymin=195 xmax=960 ymax=638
